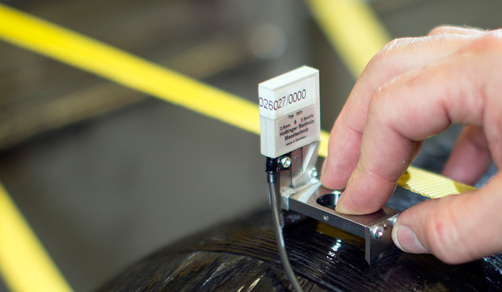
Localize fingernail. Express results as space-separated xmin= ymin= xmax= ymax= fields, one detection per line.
xmin=334 ymin=196 xmax=347 ymax=213
xmin=392 ymin=223 xmax=429 ymax=254
xmin=320 ymin=158 xmax=329 ymax=183
xmin=334 ymin=192 xmax=356 ymax=214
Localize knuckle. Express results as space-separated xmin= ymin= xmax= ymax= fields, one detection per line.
xmin=380 ymin=38 xmax=402 ymax=53
xmin=428 ymin=25 xmax=485 ymax=37
xmin=428 ymin=25 xmax=456 ymax=36
xmin=365 ymin=36 xmax=425 ymax=76
xmin=378 ymin=37 xmax=414 ymax=56
xmin=368 ymin=38 xmax=413 ymax=69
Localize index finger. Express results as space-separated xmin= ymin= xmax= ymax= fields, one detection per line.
xmin=321 ymin=29 xmax=484 ymax=190
xmin=335 ymin=34 xmax=500 ymax=214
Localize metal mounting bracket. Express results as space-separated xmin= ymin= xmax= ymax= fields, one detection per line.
xmin=278 ymin=141 xmax=400 ymax=265
xmin=286 ymin=182 xmax=399 ymax=264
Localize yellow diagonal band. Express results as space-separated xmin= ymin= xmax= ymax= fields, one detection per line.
xmin=305 ymin=0 xmax=390 ymax=79
xmin=0 ymin=184 xmax=72 ymax=292
xmin=0 ymin=4 xmax=260 ymax=139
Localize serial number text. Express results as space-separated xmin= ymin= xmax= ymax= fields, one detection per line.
xmin=259 ymin=89 xmax=307 ymax=111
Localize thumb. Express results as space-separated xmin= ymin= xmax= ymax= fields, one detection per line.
xmin=392 ymin=173 xmax=502 ymax=264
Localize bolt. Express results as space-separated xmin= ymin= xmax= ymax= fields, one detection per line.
xmin=310 ymin=168 xmax=318 ymax=178
xmin=280 ymin=157 xmax=291 ymax=169
xmin=323 ymin=215 xmax=329 ymax=221
xmin=371 ymin=225 xmax=385 ymax=240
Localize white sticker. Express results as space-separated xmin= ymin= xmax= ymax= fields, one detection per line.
xmin=259 ymin=66 xmax=320 ymax=158
xmin=277 ymin=105 xmax=319 ymax=151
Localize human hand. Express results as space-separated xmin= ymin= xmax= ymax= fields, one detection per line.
xmin=320 ymin=26 xmax=502 ymax=264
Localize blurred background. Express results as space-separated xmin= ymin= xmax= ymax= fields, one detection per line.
xmin=0 ymin=0 xmax=502 ymax=291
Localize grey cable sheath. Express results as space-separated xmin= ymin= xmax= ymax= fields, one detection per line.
xmin=267 ymin=162 xmax=303 ymax=292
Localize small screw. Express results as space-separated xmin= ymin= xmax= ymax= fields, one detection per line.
xmin=371 ymin=225 xmax=385 ymax=240
xmin=280 ymin=157 xmax=292 ymax=169
xmin=310 ymin=168 xmax=318 ymax=178
xmin=323 ymin=215 xmax=329 ymax=221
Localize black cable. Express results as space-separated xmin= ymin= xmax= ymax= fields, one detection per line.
xmin=266 ymin=158 xmax=303 ymax=292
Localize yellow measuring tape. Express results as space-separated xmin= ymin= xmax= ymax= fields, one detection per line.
xmin=0 ymin=1 xmax=475 ymax=291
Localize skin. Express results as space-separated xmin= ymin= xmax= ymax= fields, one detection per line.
xmin=320 ymin=26 xmax=502 ymax=264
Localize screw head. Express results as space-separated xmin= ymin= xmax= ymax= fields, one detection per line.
xmin=371 ymin=225 xmax=385 ymax=240
xmin=323 ymin=215 xmax=329 ymax=221
xmin=280 ymin=157 xmax=292 ymax=168
xmin=310 ymin=168 xmax=318 ymax=178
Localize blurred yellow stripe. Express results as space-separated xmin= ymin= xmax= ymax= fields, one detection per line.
xmin=0 ymin=184 xmax=72 ymax=292
xmin=0 ymin=4 xmax=260 ymax=137
xmin=305 ymin=0 xmax=390 ymax=79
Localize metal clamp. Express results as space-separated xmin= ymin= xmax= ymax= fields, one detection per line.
xmin=278 ymin=141 xmax=400 ymax=264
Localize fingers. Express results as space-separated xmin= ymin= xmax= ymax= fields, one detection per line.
xmin=335 ymin=33 xmax=502 ymax=214
xmin=321 ymin=29 xmax=485 ymax=190
xmin=442 ymin=126 xmax=492 ymax=185
xmin=321 ymin=26 xmax=502 ymax=263
xmin=393 ymin=173 xmax=502 ymax=264
xmin=428 ymin=25 xmax=485 ymax=36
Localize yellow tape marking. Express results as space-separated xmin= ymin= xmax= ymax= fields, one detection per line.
xmin=0 ymin=4 xmax=260 ymax=138
xmin=399 ymin=167 xmax=476 ymax=199
xmin=0 ymin=184 xmax=72 ymax=292
xmin=305 ymin=0 xmax=390 ymax=79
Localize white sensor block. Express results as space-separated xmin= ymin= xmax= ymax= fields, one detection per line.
xmin=259 ymin=66 xmax=320 ymax=158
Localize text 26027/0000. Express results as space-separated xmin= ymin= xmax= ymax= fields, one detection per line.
xmin=259 ymin=89 xmax=307 ymax=111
